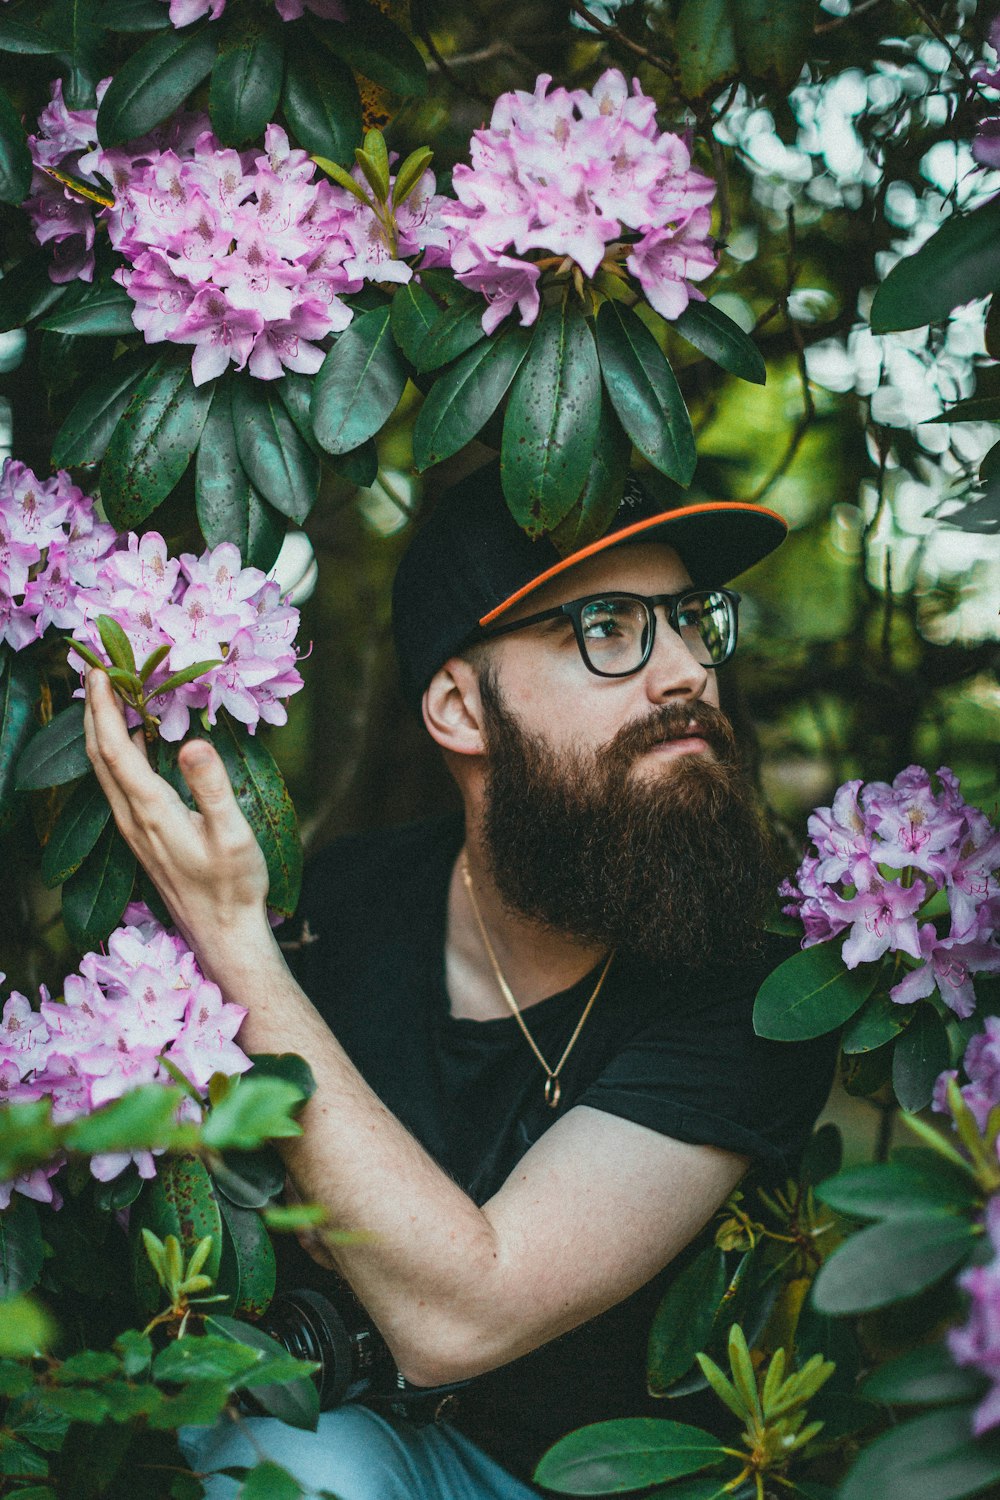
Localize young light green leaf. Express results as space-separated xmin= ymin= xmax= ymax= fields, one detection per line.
xmin=148 ymin=659 xmax=222 ymax=697
xmin=762 ymin=1348 xmax=786 ymax=1416
xmin=899 ymin=1109 xmax=978 ymax=1176
xmin=105 ymin=666 xmax=142 ymax=698
xmin=695 ymin=1352 xmax=748 ymax=1422
xmin=96 ymin=615 xmax=137 ymax=675
xmin=358 ymin=127 xmax=389 ymax=201
xmin=142 ymin=1228 xmax=168 ymax=1289
xmin=727 ymin=1325 xmax=763 ymax=1424
xmin=312 ymin=154 xmax=372 ymax=206
xmin=138 ymin=643 xmax=171 ymax=683
xmin=164 ymin=1233 xmax=183 ymax=1292
xmin=187 ymin=1235 xmax=215 ymax=1280
xmin=392 ymin=146 xmax=432 ymax=207
xmin=69 ymin=639 xmax=108 ymax=672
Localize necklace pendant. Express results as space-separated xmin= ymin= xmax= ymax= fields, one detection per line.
xmin=544 ymin=1076 xmax=561 ymax=1109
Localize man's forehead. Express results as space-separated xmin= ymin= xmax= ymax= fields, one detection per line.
xmin=504 ymin=541 xmax=694 ymax=620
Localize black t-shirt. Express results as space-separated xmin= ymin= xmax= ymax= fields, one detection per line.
xmin=286 ymin=815 xmax=838 ymax=1484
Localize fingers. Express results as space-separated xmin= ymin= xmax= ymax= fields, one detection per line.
xmin=176 ymin=738 xmax=246 ymax=841
xmin=84 ymin=669 xmax=165 ymax=823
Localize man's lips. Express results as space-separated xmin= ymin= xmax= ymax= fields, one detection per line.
xmin=644 ymin=730 xmax=712 ymax=757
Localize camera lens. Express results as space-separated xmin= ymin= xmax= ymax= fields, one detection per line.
xmin=255 ymin=1288 xmax=390 ymax=1409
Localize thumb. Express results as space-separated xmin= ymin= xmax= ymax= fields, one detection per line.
xmin=177 ymin=738 xmax=235 ymax=818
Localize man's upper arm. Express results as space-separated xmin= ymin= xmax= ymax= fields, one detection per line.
xmin=443 ymin=1104 xmax=748 ymax=1379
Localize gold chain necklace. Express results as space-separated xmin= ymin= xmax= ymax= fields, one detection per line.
xmin=460 ymin=857 xmax=614 ymax=1109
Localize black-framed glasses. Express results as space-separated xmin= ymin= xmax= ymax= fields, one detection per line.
xmin=475 ymin=588 xmax=741 ymax=678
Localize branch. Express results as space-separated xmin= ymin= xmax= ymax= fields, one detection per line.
xmin=748 ymin=209 xmax=816 ymax=504
xmin=409 ymin=0 xmax=494 ymax=104
xmin=814 ymin=0 xmax=888 ymax=36
xmin=566 ymin=0 xmax=676 ymax=79
xmin=906 ymin=0 xmax=987 ymax=102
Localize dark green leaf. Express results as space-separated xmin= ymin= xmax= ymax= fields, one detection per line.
xmin=0 ymin=1434 xmax=49 ymax=1476
xmin=130 ymin=1155 xmax=223 ymax=1319
xmin=0 ymin=652 xmax=37 ymax=818
xmin=863 ymin=1344 xmax=988 ymax=1406
xmin=841 ymin=989 xmax=912 ymax=1053
xmin=275 ymin=372 xmax=323 ymax=456
xmin=390 ymin=279 xmax=441 ymax=366
xmin=502 ymin=300 xmax=601 ymax=537
xmin=310 ymin=5 xmax=427 ymax=98
xmin=533 ymin=1418 xmax=725 ymax=1494
xmin=154 ymin=1335 xmax=263 ymax=1385
xmin=0 ymin=1196 xmax=45 ymax=1299
xmin=196 ymin=715 xmax=302 ymax=916
xmin=0 ymin=12 xmax=60 ymax=51
xmin=839 ymin=1404 xmax=1000 ymax=1500
xmin=38 ymin=279 xmax=135 ymax=336
xmin=0 ymin=253 xmax=68 ymax=333
xmin=217 ymin=1196 xmax=276 ymax=1317
xmin=51 ymin=350 xmax=153 ymax=468
xmin=928 ymin=396 xmax=1000 ymax=424
xmin=729 ymin=0 xmax=815 ymax=91
xmin=282 ymin=38 xmax=361 ymax=163
xmin=673 ymin=301 xmax=765 ymax=384
xmin=98 ymin=0 xmax=172 ymax=30
xmin=237 ymin=1463 xmax=304 ymax=1500
xmin=48 ymin=0 xmax=104 ymax=105
xmin=548 ymin=396 xmax=632 ymax=556
xmin=63 ymin=1084 xmax=185 ymax=1156
xmin=196 ymin=380 xmax=286 ymax=570
xmin=114 ymin=1328 xmax=153 ymax=1379
xmin=101 ymin=358 xmax=214 ymax=530
xmin=329 ymin=441 xmax=378 ymax=487
xmin=753 ymin=941 xmax=878 ymax=1040
xmin=210 ymin=18 xmax=284 ymax=147
xmin=15 ymin=702 xmax=88 ymax=791
xmin=675 ymin=0 xmax=739 ymax=100
xmin=0 ymin=86 xmax=31 ymax=204
xmin=248 ymin=1053 xmax=317 ymax=1101
xmin=212 ymin=1146 xmax=285 ymax=1209
xmin=230 ymin=377 xmax=320 ymax=522
xmin=893 ymin=1004 xmax=952 ymax=1112
xmin=61 ymin=820 xmax=136 ymax=947
xmin=144 ymin=1380 xmax=229 ymax=1428
xmin=596 ymin=301 xmax=695 ymax=486
xmin=40 ymin=773 xmax=111 ymax=887
xmin=647 ymin=1244 xmax=726 ymax=1394
xmin=94 ymin=1163 xmax=144 ymax=1211
xmin=202 ymin=1077 xmax=305 ymax=1150
xmin=97 ymin=24 xmax=219 ymax=146
xmin=311 ymin=305 xmax=406 ymax=456
xmin=871 ymin=196 xmax=1000 ymax=334
xmin=413 ymin=298 xmax=487 ymax=373
xmin=812 ymin=1213 xmax=976 ymax=1315
xmin=204 ymin=1315 xmax=319 ymax=1431
xmin=816 ymin=1154 xmax=978 ymax=1221
xmin=412 ymin=325 xmax=530 ymax=471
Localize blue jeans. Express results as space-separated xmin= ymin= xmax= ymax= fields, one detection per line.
xmin=180 ymin=1405 xmax=540 ymax=1499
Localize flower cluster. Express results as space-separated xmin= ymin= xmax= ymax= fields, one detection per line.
xmin=0 ymin=461 xmax=116 ymax=652
xmin=972 ymin=16 xmax=1000 ymax=169
xmin=948 ymin=1193 xmax=1000 ymax=1432
xmin=24 ymin=78 xmax=110 ymax=284
xmin=935 ymin=1016 xmax=1000 ymax=1132
xmin=162 ymin=0 xmax=345 ymax=27
xmin=440 ymin=69 xmax=717 ymax=333
xmin=781 ymin=766 xmax=1000 ymax=1017
xmin=0 ymin=903 xmax=251 ymax=1208
xmin=321 ymin=161 xmax=453 ymax=286
xmin=70 ymin=532 xmax=304 ymax=740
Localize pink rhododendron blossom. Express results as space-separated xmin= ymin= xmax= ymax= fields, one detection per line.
xmin=0 ymin=461 xmax=116 ymax=651
xmin=24 ymin=77 xmax=111 ymax=283
xmin=948 ymin=1196 xmax=1000 ymax=1433
xmin=782 ymin=766 xmax=1000 ymax=1015
xmin=441 ymin=68 xmax=717 ymax=331
xmin=161 ymin=0 xmax=344 ymax=25
xmin=0 ymin=907 xmax=251 ymax=1208
xmin=69 ymin=533 xmax=304 ymax=741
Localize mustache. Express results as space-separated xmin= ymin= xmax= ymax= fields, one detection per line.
xmin=601 ymin=700 xmax=739 ymax=766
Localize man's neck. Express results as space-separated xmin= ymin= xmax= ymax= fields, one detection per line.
xmin=444 ymin=836 xmax=609 ymax=1023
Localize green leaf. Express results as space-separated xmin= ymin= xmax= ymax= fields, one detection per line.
xmin=863 ymin=1344 xmax=987 ymax=1406
xmin=0 ymin=253 xmax=68 ymax=333
xmin=533 ymin=1418 xmax=725 ymax=1494
xmin=0 ymin=652 xmax=37 ymax=819
xmin=282 ymin=37 xmax=361 ymax=163
xmin=0 ymin=11 xmax=61 ymax=51
xmin=237 ymin=1463 xmax=304 ymax=1500
xmin=839 ymin=1404 xmax=1000 ymax=1500
xmin=0 ymin=86 xmax=31 ymax=204
xmin=101 ymin=358 xmax=214 ymax=530
xmin=816 ymin=1153 xmax=978 ymax=1221
xmin=153 ymin=1335 xmax=263 ymax=1385
xmin=674 ymin=0 xmax=739 ymax=101
xmin=153 ymin=659 xmax=222 ymax=696
xmin=217 ymin=1196 xmax=276 ymax=1317
xmin=892 ymin=1004 xmax=952 ymax=1112
xmin=98 ymin=0 xmax=172 ymax=30
xmin=393 ymin=146 xmax=433 ymax=208
xmin=595 ymin=301 xmax=695 ymax=486
xmin=248 ymin=1053 xmax=317 ymax=1101
xmin=209 ymin=18 xmax=284 ymax=146
xmin=729 ymin=0 xmax=815 ymax=92
xmin=51 ymin=350 xmax=153 ymax=468
xmin=61 ymin=820 xmax=136 ymax=948
xmin=311 ymin=305 xmax=406 ymax=456
xmin=753 ymin=941 xmax=878 ymax=1041
xmin=412 ymin=324 xmax=530 ymax=471
xmin=310 ymin=4 xmax=427 ymax=98
xmin=196 ymin=380 xmax=286 ymax=570
xmin=203 ymin=1315 xmax=319 ymax=1431
xmin=329 ymin=441 xmax=378 ymax=487
xmin=812 ymin=1213 xmax=977 ymax=1315
xmin=212 ymin=1146 xmax=285 ymax=1209
xmin=673 ymin=301 xmax=765 ymax=384
xmin=413 ymin=298 xmax=488 ymax=374
xmin=230 ymin=377 xmax=320 ymax=522
xmin=38 ymin=279 xmax=135 ymax=336
xmin=871 ymin=196 xmax=1000 ymax=334
xmin=40 ymin=773 xmax=111 ymax=887
xmin=15 ymin=702 xmax=89 ymax=790
xmin=97 ymin=615 xmax=137 ymax=675
xmin=94 ymin=1163 xmax=145 ymax=1211
xmin=390 ymin=279 xmax=441 ymax=366
xmin=196 ymin=715 xmax=303 ymax=915
xmin=130 ymin=1156 xmax=223 ymax=1319
xmin=841 ymin=989 xmax=912 ymax=1054
xmin=928 ymin=396 xmax=1000 ymax=424
xmin=355 ymin=128 xmax=389 ymax=203
xmin=114 ymin=1328 xmax=153 ymax=1379
xmin=96 ymin=23 xmax=219 ymax=146
xmin=548 ymin=395 xmax=632 ymax=556
xmin=0 ymin=1196 xmax=45 ymax=1299
xmin=202 ymin=1077 xmax=305 ymax=1151
xmin=0 ymin=1295 xmax=54 ymax=1357
xmin=63 ymin=1084 xmax=185 ymax=1156
xmin=313 ymin=153 xmax=371 ymax=202
xmin=502 ymin=300 xmax=602 ymax=537
xmin=647 ymin=1244 xmax=727 ymax=1394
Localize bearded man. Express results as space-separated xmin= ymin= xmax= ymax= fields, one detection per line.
xmin=84 ymin=464 xmax=838 ymax=1498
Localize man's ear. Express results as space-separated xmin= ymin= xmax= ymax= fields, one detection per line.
xmin=422 ymin=658 xmax=487 ymax=756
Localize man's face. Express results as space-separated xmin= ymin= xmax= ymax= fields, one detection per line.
xmin=473 ymin=544 xmax=774 ymax=967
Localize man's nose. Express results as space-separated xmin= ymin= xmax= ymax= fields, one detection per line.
xmin=641 ymin=609 xmax=711 ymax=704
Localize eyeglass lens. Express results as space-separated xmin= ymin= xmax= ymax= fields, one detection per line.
xmin=579 ymin=591 xmax=735 ymax=674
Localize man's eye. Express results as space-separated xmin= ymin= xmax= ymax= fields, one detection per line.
xmin=583 ymin=613 xmax=623 ymax=639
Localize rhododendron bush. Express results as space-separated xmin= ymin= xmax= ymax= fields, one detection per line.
xmin=0 ymin=0 xmax=999 ymax=1495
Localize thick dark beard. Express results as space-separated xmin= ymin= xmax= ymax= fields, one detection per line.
xmin=478 ymin=670 xmax=777 ymax=970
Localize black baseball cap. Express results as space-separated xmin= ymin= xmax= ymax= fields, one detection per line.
xmin=391 ymin=463 xmax=787 ymax=711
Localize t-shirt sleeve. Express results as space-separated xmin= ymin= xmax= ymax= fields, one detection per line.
xmin=575 ymin=982 xmax=839 ymax=1175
